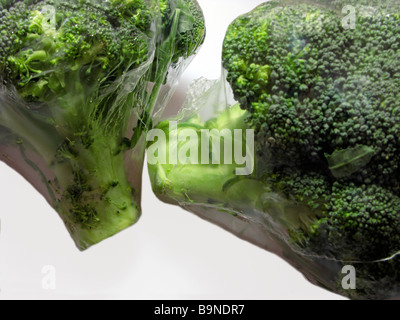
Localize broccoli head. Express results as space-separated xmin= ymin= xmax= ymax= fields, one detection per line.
xmin=222 ymin=0 xmax=400 ymax=189
xmin=0 ymin=0 xmax=205 ymax=250
xmin=148 ymin=0 xmax=400 ymax=299
xmin=221 ymin=0 xmax=400 ymax=298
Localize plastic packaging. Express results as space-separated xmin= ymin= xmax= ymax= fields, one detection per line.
xmin=148 ymin=0 xmax=400 ymax=299
xmin=0 ymin=0 xmax=205 ymax=250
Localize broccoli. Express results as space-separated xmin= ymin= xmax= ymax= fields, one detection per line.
xmin=222 ymin=0 xmax=400 ymax=190
xmin=265 ymin=170 xmax=400 ymax=262
xmin=148 ymin=0 xmax=400 ymax=299
xmin=0 ymin=0 xmax=205 ymax=250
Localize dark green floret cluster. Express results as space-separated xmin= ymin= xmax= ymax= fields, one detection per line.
xmin=0 ymin=0 xmax=205 ymax=250
xmin=267 ymin=169 xmax=400 ymax=262
xmin=223 ymin=0 xmax=400 ymax=189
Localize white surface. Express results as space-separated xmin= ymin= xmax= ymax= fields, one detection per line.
xmin=0 ymin=0 xmax=346 ymax=300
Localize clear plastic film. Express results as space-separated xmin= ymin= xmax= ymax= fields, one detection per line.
xmin=148 ymin=0 xmax=400 ymax=299
xmin=0 ymin=0 xmax=205 ymax=250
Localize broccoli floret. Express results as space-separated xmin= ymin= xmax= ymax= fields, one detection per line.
xmin=314 ymin=183 xmax=400 ymax=262
xmin=266 ymin=169 xmax=400 ymax=263
xmin=280 ymin=174 xmax=400 ymax=300
xmin=159 ymin=0 xmax=206 ymax=62
xmin=0 ymin=0 xmax=205 ymax=250
xmin=222 ymin=0 xmax=400 ymax=189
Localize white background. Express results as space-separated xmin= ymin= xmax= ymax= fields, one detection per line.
xmin=0 ymin=0 xmax=346 ymax=300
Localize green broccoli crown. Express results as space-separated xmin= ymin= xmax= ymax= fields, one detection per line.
xmin=0 ymin=0 xmax=153 ymax=102
xmin=222 ymin=0 xmax=400 ymax=188
xmin=0 ymin=0 xmax=205 ymax=102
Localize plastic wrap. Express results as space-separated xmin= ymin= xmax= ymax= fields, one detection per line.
xmin=0 ymin=0 xmax=205 ymax=250
xmin=148 ymin=0 xmax=400 ymax=299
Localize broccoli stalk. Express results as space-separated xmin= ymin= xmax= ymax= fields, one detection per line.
xmin=0 ymin=0 xmax=205 ymax=250
xmin=0 ymin=74 xmax=142 ymax=249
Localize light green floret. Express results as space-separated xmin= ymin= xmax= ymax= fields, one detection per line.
xmin=148 ymin=104 xmax=266 ymax=211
